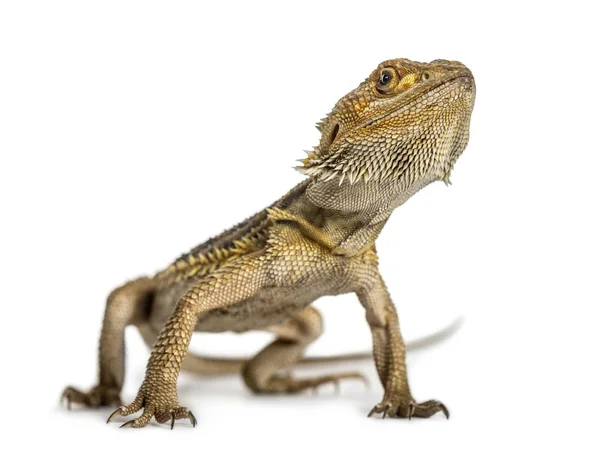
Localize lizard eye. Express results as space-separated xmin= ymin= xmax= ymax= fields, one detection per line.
xmin=379 ymin=71 xmax=392 ymax=85
xmin=376 ymin=68 xmax=399 ymax=94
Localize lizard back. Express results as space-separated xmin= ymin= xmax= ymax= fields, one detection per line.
xmin=154 ymin=179 xmax=311 ymax=287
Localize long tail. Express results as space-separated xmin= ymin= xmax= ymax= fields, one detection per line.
xmin=137 ymin=317 xmax=463 ymax=376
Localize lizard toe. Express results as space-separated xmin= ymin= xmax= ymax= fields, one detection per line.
xmin=61 ymin=385 xmax=122 ymax=409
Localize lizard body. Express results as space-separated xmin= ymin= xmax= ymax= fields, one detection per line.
xmin=62 ymin=58 xmax=475 ymax=428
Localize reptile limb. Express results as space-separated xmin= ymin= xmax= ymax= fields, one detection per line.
xmin=359 ymin=273 xmax=448 ymax=419
xmin=242 ymin=306 xmax=366 ymax=393
xmin=108 ymin=252 xmax=270 ymax=428
xmin=62 ymin=277 xmax=155 ymax=409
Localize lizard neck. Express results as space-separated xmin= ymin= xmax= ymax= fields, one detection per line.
xmin=286 ymin=176 xmax=435 ymax=256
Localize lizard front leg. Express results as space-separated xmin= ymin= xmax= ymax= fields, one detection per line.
xmin=357 ymin=272 xmax=448 ymax=420
xmin=107 ymin=253 xmax=268 ymax=429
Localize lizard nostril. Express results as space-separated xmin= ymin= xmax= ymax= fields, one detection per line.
xmin=422 ymin=72 xmax=431 ymax=81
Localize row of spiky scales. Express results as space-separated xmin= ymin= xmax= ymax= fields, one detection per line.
xmin=297 ymin=127 xmax=457 ymax=187
xmin=156 ymin=223 xmax=270 ymax=286
xmin=154 ymin=181 xmax=313 ymax=288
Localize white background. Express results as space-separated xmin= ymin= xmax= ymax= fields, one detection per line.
xmin=1 ymin=0 xmax=598 ymax=449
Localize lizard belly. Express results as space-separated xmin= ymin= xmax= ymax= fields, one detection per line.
xmin=195 ymin=285 xmax=327 ymax=333
xmin=149 ymin=267 xmax=352 ymax=334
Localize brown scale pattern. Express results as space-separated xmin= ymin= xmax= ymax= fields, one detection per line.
xmin=62 ymin=58 xmax=475 ymax=428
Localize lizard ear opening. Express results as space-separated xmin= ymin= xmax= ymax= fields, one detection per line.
xmin=327 ymin=123 xmax=340 ymax=147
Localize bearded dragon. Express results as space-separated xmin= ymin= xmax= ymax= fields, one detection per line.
xmin=62 ymin=58 xmax=476 ymax=429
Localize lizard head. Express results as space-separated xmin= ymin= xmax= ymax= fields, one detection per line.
xmin=298 ymin=58 xmax=475 ymax=187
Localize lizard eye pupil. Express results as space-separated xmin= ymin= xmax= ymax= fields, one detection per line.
xmin=379 ymin=71 xmax=391 ymax=85
xmin=376 ymin=67 xmax=399 ymax=94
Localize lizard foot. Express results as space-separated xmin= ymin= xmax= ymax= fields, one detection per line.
xmin=368 ymin=398 xmax=448 ymax=419
xmin=61 ymin=385 xmax=122 ymax=409
xmin=106 ymin=394 xmax=197 ymax=429
xmin=263 ymin=371 xmax=367 ymax=394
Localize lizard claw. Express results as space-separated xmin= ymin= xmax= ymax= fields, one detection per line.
xmin=60 ymin=391 xmax=72 ymax=410
xmin=369 ymin=397 xmax=449 ymax=419
xmin=107 ymin=407 xmax=125 ymax=424
xmin=368 ymin=406 xmax=377 ymax=418
xmin=408 ymin=403 xmax=415 ymax=420
xmin=120 ymin=420 xmax=136 ymax=429
xmin=440 ymin=403 xmax=450 ymax=419
xmin=106 ymin=393 xmax=196 ymax=429
xmin=188 ymin=411 xmax=197 ymax=427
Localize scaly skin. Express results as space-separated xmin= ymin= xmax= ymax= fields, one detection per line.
xmin=62 ymin=58 xmax=475 ymax=428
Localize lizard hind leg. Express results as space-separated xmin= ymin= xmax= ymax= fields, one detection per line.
xmin=61 ymin=277 xmax=156 ymax=409
xmin=242 ymin=306 xmax=366 ymax=394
